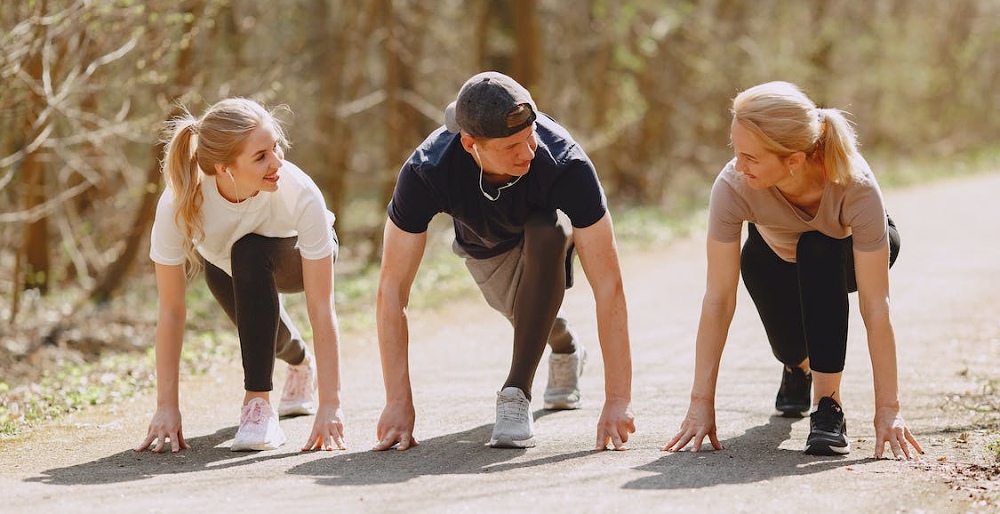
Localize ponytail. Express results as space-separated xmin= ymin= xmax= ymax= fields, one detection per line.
xmin=161 ymin=113 xmax=205 ymax=279
xmin=815 ymin=108 xmax=859 ymax=185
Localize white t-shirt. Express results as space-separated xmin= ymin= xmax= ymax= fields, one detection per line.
xmin=149 ymin=160 xmax=336 ymax=276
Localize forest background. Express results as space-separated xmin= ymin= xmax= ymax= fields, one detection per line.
xmin=1 ymin=0 xmax=999 ymax=441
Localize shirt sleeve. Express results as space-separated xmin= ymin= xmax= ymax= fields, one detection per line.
xmin=550 ymin=158 xmax=607 ymax=229
xmin=844 ymin=179 xmax=888 ymax=252
xmin=149 ymin=189 xmax=188 ymax=266
xmin=707 ymin=171 xmax=747 ymax=243
xmin=387 ymin=160 xmax=441 ymax=234
xmin=294 ymin=177 xmax=336 ymax=261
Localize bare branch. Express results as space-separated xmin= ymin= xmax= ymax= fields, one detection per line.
xmin=51 ymin=145 xmax=103 ymax=187
xmin=0 ymin=181 xmax=92 ymax=223
xmin=335 ymin=89 xmax=387 ymax=119
xmin=0 ymin=123 xmax=54 ymax=169
xmin=399 ymin=89 xmax=444 ymax=125
xmin=57 ymin=214 xmax=94 ymax=289
xmin=84 ymin=38 xmax=137 ymax=78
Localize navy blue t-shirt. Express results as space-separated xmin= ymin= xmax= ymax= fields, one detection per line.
xmin=387 ymin=113 xmax=607 ymax=259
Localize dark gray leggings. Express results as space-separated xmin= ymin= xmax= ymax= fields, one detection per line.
xmin=504 ymin=210 xmax=576 ymax=396
xmin=204 ymin=232 xmax=338 ymax=392
xmin=740 ymin=218 xmax=899 ymax=374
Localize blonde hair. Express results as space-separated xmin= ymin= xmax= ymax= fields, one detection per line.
xmin=732 ymin=81 xmax=858 ymax=185
xmin=160 ymin=98 xmax=289 ymax=278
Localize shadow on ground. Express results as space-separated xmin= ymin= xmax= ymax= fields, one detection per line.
xmin=26 ymin=411 xmax=883 ymax=490
xmin=625 ymin=415 xmax=872 ymax=489
xmin=25 ymin=410 xmax=594 ymax=487
xmin=25 ymin=425 xmax=306 ymax=485
xmin=289 ymin=409 xmax=594 ymax=485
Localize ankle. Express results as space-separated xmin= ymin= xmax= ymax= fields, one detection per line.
xmin=244 ymin=392 xmax=270 ymax=405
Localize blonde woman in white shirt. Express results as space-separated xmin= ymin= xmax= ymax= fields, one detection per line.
xmin=136 ymin=98 xmax=345 ymax=453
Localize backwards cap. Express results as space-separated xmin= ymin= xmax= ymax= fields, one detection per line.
xmin=444 ymin=71 xmax=537 ymax=138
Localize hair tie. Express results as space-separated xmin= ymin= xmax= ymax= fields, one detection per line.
xmin=817 ymin=110 xmax=828 ymax=139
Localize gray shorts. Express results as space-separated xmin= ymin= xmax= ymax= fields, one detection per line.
xmin=452 ymin=211 xmax=574 ymax=320
xmin=453 ymin=238 xmax=523 ymax=320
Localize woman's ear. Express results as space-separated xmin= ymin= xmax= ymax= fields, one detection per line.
xmin=214 ymin=163 xmax=228 ymax=176
xmin=785 ymin=151 xmax=806 ymax=169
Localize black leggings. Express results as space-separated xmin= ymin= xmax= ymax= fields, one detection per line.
xmin=740 ymin=219 xmax=899 ymax=374
xmin=204 ymin=232 xmax=338 ymax=392
xmin=505 ymin=210 xmax=576 ymax=394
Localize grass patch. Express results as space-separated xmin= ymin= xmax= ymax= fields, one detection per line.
xmin=868 ymin=144 xmax=1000 ymax=188
xmin=988 ymin=439 xmax=1000 ymax=462
xmin=0 ymin=329 xmax=239 ymax=437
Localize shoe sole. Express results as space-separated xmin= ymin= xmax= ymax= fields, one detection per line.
xmin=774 ymin=407 xmax=809 ymax=418
xmin=488 ymin=436 xmax=535 ymax=449
xmin=804 ymin=439 xmax=851 ymax=456
xmin=231 ymin=438 xmax=287 ymax=452
xmin=543 ymin=399 xmax=582 ymax=410
xmin=278 ymin=403 xmax=318 ymax=417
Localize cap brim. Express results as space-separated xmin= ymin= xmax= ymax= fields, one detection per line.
xmin=444 ymin=101 xmax=461 ymax=133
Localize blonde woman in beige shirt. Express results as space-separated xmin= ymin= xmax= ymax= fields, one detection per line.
xmin=665 ymin=82 xmax=922 ymax=459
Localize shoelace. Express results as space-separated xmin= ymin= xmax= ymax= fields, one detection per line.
xmin=283 ymin=364 xmax=309 ymax=399
xmin=812 ymin=399 xmax=843 ymax=433
xmin=497 ymin=393 xmax=529 ymax=422
xmin=242 ymin=400 xmax=266 ymax=425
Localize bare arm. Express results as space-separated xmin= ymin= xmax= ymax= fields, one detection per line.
xmin=372 ymin=218 xmax=427 ymax=451
xmin=854 ymin=245 xmax=923 ymax=459
xmin=135 ymin=263 xmax=190 ymax=453
xmin=300 ymin=254 xmax=347 ymax=450
xmin=573 ymin=213 xmax=635 ymax=450
xmin=664 ymin=237 xmax=741 ymax=452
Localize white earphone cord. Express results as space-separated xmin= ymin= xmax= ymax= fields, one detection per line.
xmin=474 ymin=144 xmax=521 ymax=202
xmin=228 ymin=170 xmax=240 ymax=203
xmin=227 ymin=169 xmax=250 ymax=218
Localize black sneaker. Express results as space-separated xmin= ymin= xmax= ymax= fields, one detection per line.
xmin=775 ymin=366 xmax=811 ymax=417
xmin=805 ymin=396 xmax=850 ymax=455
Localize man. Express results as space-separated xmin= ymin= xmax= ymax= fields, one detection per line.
xmin=373 ymin=71 xmax=634 ymax=451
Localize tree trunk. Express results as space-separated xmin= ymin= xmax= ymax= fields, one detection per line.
xmin=511 ymin=0 xmax=540 ymax=92
xmin=314 ymin=1 xmax=377 ymax=247
xmin=19 ymin=0 xmax=50 ymax=294
xmin=89 ymin=0 xmax=206 ymax=303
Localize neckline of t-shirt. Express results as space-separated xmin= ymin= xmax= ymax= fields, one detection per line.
xmin=204 ymin=174 xmax=270 ymax=213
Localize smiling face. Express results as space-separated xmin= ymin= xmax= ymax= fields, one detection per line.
xmin=730 ymin=118 xmax=791 ymax=190
xmin=464 ymin=124 xmax=538 ymax=182
xmin=223 ymin=123 xmax=284 ymax=199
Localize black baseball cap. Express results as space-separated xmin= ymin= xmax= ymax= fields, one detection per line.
xmin=444 ymin=71 xmax=537 ymax=138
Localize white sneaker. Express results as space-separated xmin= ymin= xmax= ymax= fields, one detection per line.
xmin=278 ymin=351 xmax=318 ymax=417
xmin=543 ymin=345 xmax=587 ymax=410
xmin=231 ymin=397 xmax=286 ymax=451
xmin=489 ymin=387 xmax=535 ymax=448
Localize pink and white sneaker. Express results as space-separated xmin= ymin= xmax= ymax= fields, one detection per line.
xmin=231 ymin=397 xmax=286 ymax=451
xmin=278 ymin=351 xmax=318 ymax=417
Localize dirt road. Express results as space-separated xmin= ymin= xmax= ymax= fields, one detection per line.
xmin=2 ymin=172 xmax=999 ymax=513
